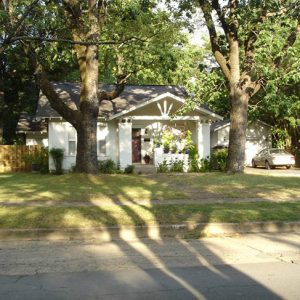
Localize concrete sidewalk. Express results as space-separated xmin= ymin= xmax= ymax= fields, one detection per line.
xmin=0 ymin=233 xmax=299 ymax=299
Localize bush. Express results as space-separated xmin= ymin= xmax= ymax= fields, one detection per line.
xmin=124 ymin=165 xmax=135 ymax=174
xmin=157 ymin=160 xmax=169 ymax=173
xmin=49 ymin=148 xmax=64 ymax=175
xmin=211 ymin=149 xmax=228 ymax=172
xmin=188 ymin=145 xmax=201 ymax=172
xmin=98 ymin=159 xmax=118 ymax=174
xmin=169 ymin=159 xmax=184 ymax=172
xmin=23 ymin=147 xmax=49 ymax=174
xmin=200 ymin=157 xmax=211 ymax=172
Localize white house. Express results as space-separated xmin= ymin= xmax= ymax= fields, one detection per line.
xmin=20 ymin=83 xmax=223 ymax=171
xmin=18 ymin=83 xmax=272 ymax=171
xmin=210 ymin=120 xmax=272 ymax=166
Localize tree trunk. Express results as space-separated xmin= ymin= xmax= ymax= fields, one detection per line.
xmin=226 ymin=86 xmax=249 ymax=173
xmin=75 ymin=110 xmax=98 ymax=173
xmin=0 ymin=114 xmax=3 ymax=145
xmin=290 ymin=127 xmax=300 ymax=167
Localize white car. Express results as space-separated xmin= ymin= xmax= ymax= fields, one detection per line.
xmin=252 ymin=148 xmax=295 ymax=169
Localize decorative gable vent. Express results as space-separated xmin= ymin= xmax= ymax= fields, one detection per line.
xmin=157 ymin=100 xmax=173 ymax=117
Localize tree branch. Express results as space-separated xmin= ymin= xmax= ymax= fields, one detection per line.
xmin=22 ymin=42 xmax=81 ymax=127
xmin=1 ymin=0 xmax=40 ymax=48
xmin=211 ymin=0 xmax=229 ymax=35
xmin=198 ymin=0 xmax=231 ymax=81
xmin=274 ymin=17 xmax=300 ymax=69
xmin=7 ymin=36 xmax=120 ymax=45
xmin=98 ymin=47 xmax=129 ymax=102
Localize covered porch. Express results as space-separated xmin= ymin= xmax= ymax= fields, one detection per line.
xmin=117 ymin=116 xmax=211 ymax=169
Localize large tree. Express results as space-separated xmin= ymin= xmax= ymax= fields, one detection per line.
xmin=1 ymin=0 xmax=183 ymax=172
xmin=175 ymin=0 xmax=300 ymax=173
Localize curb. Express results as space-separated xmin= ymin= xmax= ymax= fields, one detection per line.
xmin=0 ymin=221 xmax=299 ymax=241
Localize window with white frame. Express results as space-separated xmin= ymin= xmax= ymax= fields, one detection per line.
xmin=68 ymin=125 xmax=77 ymax=155
xmin=98 ymin=123 xmax=107 ymax=156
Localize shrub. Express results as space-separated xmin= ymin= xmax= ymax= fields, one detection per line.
xmin=211 ymin=149 xmax=228 ymax=172
xmin=157 ymin=160 xmax=169 ymax=173
xmin=23 ymin=147 xmax=49 ymax=174
xmin=188 ymin=145 xmax=201 ymax=172
xmin=49 ymin=148 xmax=64 ymax=175
xmin=98 ymin=159 xmax=118 ymax=174
xmin=200 ymin=157 xmax=211 ymax=172
xmin=169 ymin=159 xmax=184 ymax=172
xmin=124 ymin=165 xmax=135 ymax=174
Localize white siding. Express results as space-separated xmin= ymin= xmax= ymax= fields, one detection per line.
xmin=118 ymin=121 xmax=132 ymax=169
xmin=26 ymin=133 xmax=48 ymax=147
xmin=48 ymin=120 xmax=119 ymax=171
xmin=211 ymin=123 xmax=272 ymax=166
xmin=197 ymin=122 xmax=211 ymax=159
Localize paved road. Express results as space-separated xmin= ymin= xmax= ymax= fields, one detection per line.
xmin=245 ymin=166 xmax=300 ymax=177
xmin=0 ymin=233 xmax=300 ymax=299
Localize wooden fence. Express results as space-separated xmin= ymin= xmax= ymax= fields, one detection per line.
xmin=0 ymin=145 xmax=43 ymax=173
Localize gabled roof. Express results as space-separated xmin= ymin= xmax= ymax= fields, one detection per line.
xmin=37 ymin=83 xmax=188 ymax=118
xmin=211 ymin=119 xmax=230 ymax=132
xmin=109 ymin=92 xmax=222 ymax=120
xmin=211 ymin=119 xmax=272 ymax=132
xmin=16 ymin=114 xmax=48 ymax=133
xmin=36 ymin=82 xmax=222 ymax=120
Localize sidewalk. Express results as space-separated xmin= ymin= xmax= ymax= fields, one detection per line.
xmin=1 ymin=233 xmax=299 ymax=299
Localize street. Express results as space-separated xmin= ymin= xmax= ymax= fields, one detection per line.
xmin=0 ymin=233 xmax=300 ymax=299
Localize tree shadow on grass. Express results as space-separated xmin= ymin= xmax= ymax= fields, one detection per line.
xmin=0 ymin=173 xmax=292 ymax=299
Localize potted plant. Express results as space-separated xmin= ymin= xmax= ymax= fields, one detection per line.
xmin=163 ymin=142 xmax=170 ymax=153
xmin=143 ymin=153 xmax=151 ymax=164
xmin=162 ymin=128 xmax=174 ymax=154
xmin=153 ymin=137 xmax=161 ymax=148
xmin=171 ymin=144 xmax=177 ymax=154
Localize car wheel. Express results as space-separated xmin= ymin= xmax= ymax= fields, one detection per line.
xmin=286 ymin=165 xmax=291 ymax=169
xmin=265 ymin=161 xmax=271 ymax=170
xmin=252 ymin=160 xmax=257 ymax=168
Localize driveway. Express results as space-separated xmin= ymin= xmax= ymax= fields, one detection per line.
xmin=246 ymin=166 xmax=300 ymax=177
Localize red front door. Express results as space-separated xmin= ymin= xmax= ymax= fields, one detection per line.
xmin=132 ymin=129 xmax=141 ymax=163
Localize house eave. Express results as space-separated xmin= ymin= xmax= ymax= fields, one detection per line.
xmin=109 ymin=92 xmax=223 ymax=121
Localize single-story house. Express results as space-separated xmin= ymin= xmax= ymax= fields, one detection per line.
xmin=17 ymin=114 xmax=48 ymax=147
xmin=211 ymin=119 xmax=272 ymax=166
xmin=18 ymin=83 xmax=272 ymax=171
xmin=20 ymin=83 xmax=223 ymax=171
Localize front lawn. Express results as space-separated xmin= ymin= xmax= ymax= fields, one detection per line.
xmin=161 ymin=172 xmax=300 ymax=200
xmin=0 ymin=173 xmax=186 ymax=202
xmin=0 ymin=201 xmax=299 ymax=229
xmin=0 ymin=171 xmax=300 ymax=203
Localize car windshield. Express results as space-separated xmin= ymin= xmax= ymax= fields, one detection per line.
xmin=270 ymin=149 xmax=288 ymax=154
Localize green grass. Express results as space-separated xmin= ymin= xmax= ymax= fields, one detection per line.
xmin=0 ymin=202 xmax=299 ymax=229
xmin=161 ymin=172 xmax=300 ymax=200
xmin=0 ymin=172 xmax=300 ymax=203
xmin=0 ymin=173 xmax=186 ymax=202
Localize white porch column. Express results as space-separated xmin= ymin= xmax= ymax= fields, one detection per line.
xmin=197 ymin=121 xmax=211 ymax=159
xmin=118 ymin=120 xmax=132 ymax=169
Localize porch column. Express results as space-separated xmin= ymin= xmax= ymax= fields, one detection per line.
xmin=197 ymin=121 xmax=211 ymax=159
xmin=118 ymin=120 xmax=132 ymax=169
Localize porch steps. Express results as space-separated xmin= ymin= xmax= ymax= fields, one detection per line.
xmin=134 ymin=164 xmax=157 ymax=174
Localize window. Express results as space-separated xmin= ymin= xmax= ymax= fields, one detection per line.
xmin=98 ymin=124 xmax=107 ymax=156
xmin=68 ymin=125 xmax=77 ymax=155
